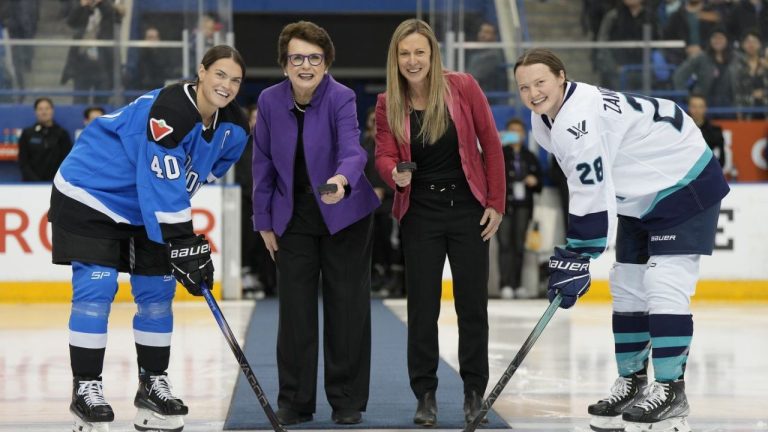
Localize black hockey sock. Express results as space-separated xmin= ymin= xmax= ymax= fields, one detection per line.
xmin=70 ymin=345 xmax=106 ymax=378
xmin=136 ymin=343 xmax=170 ymax=374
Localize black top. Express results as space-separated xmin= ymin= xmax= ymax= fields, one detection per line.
xmin=18 ymin=123 xmax=73 ymax=181
xmin=409 ymin=110 xmax=463 ymax=184
xmin=292 ymin=102 xmax=312 ymax=195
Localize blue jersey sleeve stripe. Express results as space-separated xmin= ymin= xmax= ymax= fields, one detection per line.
xmin=567 ymin=211 xmax=608 ymax=240
xmin=641 ymin=147 xmax=713 ymax=218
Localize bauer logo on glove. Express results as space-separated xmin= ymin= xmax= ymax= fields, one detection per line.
xmin=169 ymin=242 xmax=210 ymax=259
xmin=547 ymin=247 xmax=591 ymax=309
xmin=167 ymin=234 xmax=214 ymax=296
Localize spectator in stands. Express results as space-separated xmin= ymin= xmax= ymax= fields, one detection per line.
xmin=74 ymin=105 xmax=105 ymax=140
xmin=731 ymin=30 xmax=768 ymax=119
xmin=235 ymin=104 xmax=275 ymax=299
xmin=727 ymin=0 xmax=768 ymax=47
xmin=673 ymin=27 xmax=735 ymax=108
xmin=375 ymin=18 xmax=504 ymax=427
xmin=61 ymin=0 xmax=120 ymax=104
xmin=582 ymin=0 xmax=616 ymax=39
xmin=466 ymin=22 xmax=506 ymax=101
xmin=497 ymin=118 xmax=542 ymax=300
xmin=663 ymin=0 xmax=723 ymax=65
xmin=596 ymin=0 xmax=657 ymax=90
xmin=656 ymin=0 xmax=683 ymax=29
xmin=189 ymin=14 xmax=221 ymax=77
xmin=251 ymin=21 xmax=379 ymax=426
xmin=17 ymin=97 xmax=73 ymax=182
xmin=131 ymin=26 xmax=175 ymax=90
xmin=687 ymin=94 xmax=726 ymax=167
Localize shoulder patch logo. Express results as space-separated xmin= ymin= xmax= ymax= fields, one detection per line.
xmin=567 ymin=120 xmax=588 ymax=139
xmin=149 ymin=118 xmax=174 ymax=141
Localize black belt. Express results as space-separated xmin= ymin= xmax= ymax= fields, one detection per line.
xmin=411 ymin=181 xmax=465 ymax=192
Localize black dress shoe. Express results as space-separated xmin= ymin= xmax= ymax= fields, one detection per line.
xmin=332 ymin=408 xmax=362 ymax=424
xmin=276 ymin=407 xmax=313 ymax=425
xmin=464 ymin=390 xmax=489 ymax=425
xmin=413 ymin=391 xmax=437 ymax=427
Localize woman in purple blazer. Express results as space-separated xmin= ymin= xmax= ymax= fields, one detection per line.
xmin=251 ymin=21 xmax=379 ymax=426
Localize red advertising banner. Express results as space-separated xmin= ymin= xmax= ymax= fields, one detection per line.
xmin=713 ymin=120 xmax=768 ymax=182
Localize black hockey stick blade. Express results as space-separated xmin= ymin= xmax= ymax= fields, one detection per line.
xmin=463 ymin=293 xmax=563 ymax=432
xmin=200 ymin=284 xmax=287 ymax=432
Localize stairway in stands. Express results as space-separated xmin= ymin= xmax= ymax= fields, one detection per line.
xmin=522 ymin=0 xmax=598 ymax=84
xmin=27 ymin=1 xmax=73 ymax=105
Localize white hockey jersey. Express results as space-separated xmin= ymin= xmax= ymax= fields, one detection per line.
xmin=531 ymin=82 xmax=729 ymax=259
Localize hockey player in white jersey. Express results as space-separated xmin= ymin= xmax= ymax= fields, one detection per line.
xmin=514 ymin=49 xmax=729 ymax=432
xmin=50 ymin=46 xmax=250 ymax=432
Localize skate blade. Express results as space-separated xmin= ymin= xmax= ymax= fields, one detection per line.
xmin=624 ymin=416 xmax=691 ymax=432
xmin=133 ymin=407 xmax=184 ymax=432
xmin=72 ymin=416 xmax=110 ymax=432
xmin=590 ymin=414 xmax=626 ymax=432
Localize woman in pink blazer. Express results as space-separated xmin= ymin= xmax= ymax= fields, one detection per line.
xmin=374 ymin=18 xmax=505 ymax=427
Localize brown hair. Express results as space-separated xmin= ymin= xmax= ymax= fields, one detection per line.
xmin=385 ymin=18 xmax=450 ymax=145
xmin=277 ymin=21 xmax=335 ymax=68
xmin=199 ymin=45 xmax=246 ymax=80
xmin=513 ymin=48 xmax=568 ymax=82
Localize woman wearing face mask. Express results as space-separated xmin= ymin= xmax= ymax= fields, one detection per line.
xmin=374 ymin=18 xmax=505 ymax=427
xmin=497 ymin=118 xmax=542 ymax=300
xmin=251 ymin=21 xmax=379 ymax=426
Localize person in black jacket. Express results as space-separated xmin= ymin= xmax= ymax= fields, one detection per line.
xmin=17 ymin=97 xmax=72 ymax=181
xmin=497 ymin=118 xmax=542 ymax=299
xmin=687 ymin=94 xmax=726 ymax=168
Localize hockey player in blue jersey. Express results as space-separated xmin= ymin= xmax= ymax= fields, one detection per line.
xmin=514 ymin=49 xmax=729 ymax=432
xmin=48 ymin=45 xmax=249 ymax=432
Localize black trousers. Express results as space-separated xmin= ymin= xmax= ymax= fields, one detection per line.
xmin=497 ymin=207 xmax=531 ymax=288
xmin=400 ymin=181 xmax=489 ymax=398
xmin=275 ymin=193 xmax=373 ymax=413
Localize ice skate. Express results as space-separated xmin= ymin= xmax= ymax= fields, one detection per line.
xmin=133 ymin=372 xmax=188 ymax=432
xmin=588 ymin=372 xmax=647 ymax=432
xmin=623 ymin=380 xmax=690 ymax=432
xmin=70 ymin=377 xmax=114 ymax=432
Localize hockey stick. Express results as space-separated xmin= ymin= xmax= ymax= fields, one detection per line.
xmin=463 ymin=293 xmax=563 ymax=432
xmin=200 ymin=284 xmax=287 ymax=432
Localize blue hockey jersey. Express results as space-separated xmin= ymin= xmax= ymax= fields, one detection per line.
xmin=50 ymin=83 xmax=250 ymax=243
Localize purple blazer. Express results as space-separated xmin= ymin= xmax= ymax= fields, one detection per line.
xmin=252 ymin=74 xmax=380 ymax=236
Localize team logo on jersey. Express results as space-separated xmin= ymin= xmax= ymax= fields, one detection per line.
xmin=149 ymin=118 xmax=174 ymax=141
xmin=567 ymin=120 xmax=588 ymax=139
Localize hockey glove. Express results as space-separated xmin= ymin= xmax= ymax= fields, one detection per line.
xmin=547 ymin=247 xmax=591 ymax=309
xmin=167 ymin=235 xmax=214 ymax=296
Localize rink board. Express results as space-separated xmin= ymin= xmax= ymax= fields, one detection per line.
xmin=2 ymin=184 xmax=768 ymax=302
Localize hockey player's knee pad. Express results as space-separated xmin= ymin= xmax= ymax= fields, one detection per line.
xmin=609 ymin=262 xmax=647 ymax=312
xmin=132 ymin=275 xmax=176 ymax=342
xmin=134 ymin=300 xmax=174 ymax=337
xmin=643 ymin=254 xmax=699 ymax=314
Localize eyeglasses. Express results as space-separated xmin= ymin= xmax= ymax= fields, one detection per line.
xmin=287 ymin=53 xmax=324 ymax=67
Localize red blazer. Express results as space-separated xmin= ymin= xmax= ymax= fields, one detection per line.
xmin=374 ymin=72 xmax=506 ymax=222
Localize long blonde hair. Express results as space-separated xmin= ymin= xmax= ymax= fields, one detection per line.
xmin=385 ymin=19 xmax=450 ymax=145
